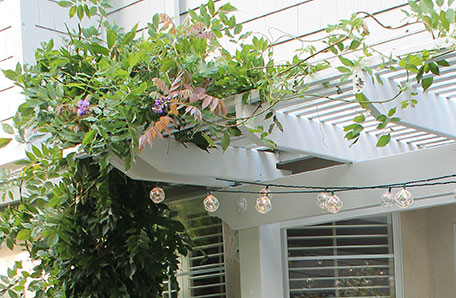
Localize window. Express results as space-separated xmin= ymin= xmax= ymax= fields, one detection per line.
xmin=287 ymin=215 xmax=395 ymax=297
xmin=164 ymin=200 xmax=227 ymax=297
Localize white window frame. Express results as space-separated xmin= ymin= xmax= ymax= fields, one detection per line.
xmin=281 ymin=212 xmax=405 ymax=298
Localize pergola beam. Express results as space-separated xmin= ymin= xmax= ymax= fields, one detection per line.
xmin=364 ymin=73 xmax=456 ymax=140
xmin=134 ymin=138 xmax=289 ymax=183
xmin=214 ymin=143 xmax=456 ymax=230
xmin=237 ymin=105 xmax=418 ymax=163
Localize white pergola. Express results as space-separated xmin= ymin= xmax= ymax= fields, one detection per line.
xmin=111 ymin=42 xmax=456 ymax=230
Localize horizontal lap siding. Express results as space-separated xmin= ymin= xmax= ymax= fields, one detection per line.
xmin=178 ymin=0 xmax=422 ymax=62
xmin=0 ymin=0 xmax=23 ymax=122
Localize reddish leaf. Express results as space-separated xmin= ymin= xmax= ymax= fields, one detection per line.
xmin=179 ymin=89 xmax=193 ymax=100
xmin=149 ymin=91 xmax=162 ymax=99
xmin=210 ymin=96 xmax=218 ymax=112
xmin=218 ymin=99 xmax=227 ymax=115
xmin=152 ymin=126 xmax=163 ymax=139
xmin=201 ymin=96 xmax=212 ymax=110
xmin=152 ymin=78 xmax=169 ymax=94
xmin=169 ymin=71 xmax=183 ymax=92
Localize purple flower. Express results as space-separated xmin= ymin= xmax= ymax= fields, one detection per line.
xmin=152 ymin=96 xmax=169 ymax=114
xmin=76 ymin=99 xmax=90 ymax=116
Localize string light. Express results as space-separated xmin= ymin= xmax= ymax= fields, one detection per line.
xmin=256 ymin=186 xmax=272 ymax=214
xmin=381 ymin=188 xmax=395 ymax=208
xmin=255 ymin=195 xmax=272 ymax=214
xmin=395 ymin=187 xmax=413 ymax=208
xmin=203 ymin=193 xmax=220 ymax=212
xmin=215 ymin=173 xmax=456 ymax=213
xmin=260 ymin=186 xmax=273 ymax=199
xmin=316 ymin=191 xmax=330 ymax=209
xmin=149 ymin=186 xmax=165 ymax=203
xmin=326 ymin=192 xmax=343 ymax=214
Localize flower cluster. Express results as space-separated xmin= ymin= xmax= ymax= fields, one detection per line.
xmin=76 ymin=99 xmax=90 ymax=116
xmin=152 ymin=96 xmax=170 ymax=114
xmin=188 ymin=23 xmax=215 ymax=40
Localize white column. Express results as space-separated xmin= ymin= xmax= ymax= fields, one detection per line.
xmin=239 ymin=223 xmax=285 ymax=298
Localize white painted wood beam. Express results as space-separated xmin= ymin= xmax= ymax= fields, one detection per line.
xmin=238 ymin=105 xmax=418 ymax=163
xmin=364 ymin=73 xmax=456 ymax=140
xmin=213 ymin=143 xmax=456 ymax=230
xmin=109 ymin=154 xmax=232 ymax=188
xmin=135 ymin=138 xmax=289 ymax=183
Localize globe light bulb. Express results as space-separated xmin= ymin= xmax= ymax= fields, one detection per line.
xmin=149 ymin=186 xmax=165 ymax=203
xmin=237 ymin=197 xmax=247 ymax=213
xmin=255 ymin=195 xmax=272 ymax=214
xmin=316 ymin=191 xmax=330 ymax=209
xmin=395 ymin=188 xmax=413 ymax=208
xmin=326 ymin=193 xmax=343 ymax=214
xmin=203 ymin=194 xmax=220 ymax=212
xmin=381 ymin=189 xmax=395 ymax=208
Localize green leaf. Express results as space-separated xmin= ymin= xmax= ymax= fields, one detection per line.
xmin=428 ymin=62 xmax=439 ymax=75
xmin=355 ymin=93 xmax=369 ymax=109
xmin=8 ymin=290 xmax=18 ymax=298
xmin=220 ymin=3 xmax=237 ymax=12
xmin=122 ymin=24 xmax=138 ymax=45
xmin=436 ymin=59 xmax=450 ymax=66
xmin=388 ymin=107 xmax=397 ymax=117
xmin=338 ymin=56 xmax=354 ymax=67
xmin=220 ymin=132 xmax=230 ymax=151
xmin=337 ymin=66 xmax=351 ymax=73
xmin=446 ymin=8 xmax=455 ymax=23
xmin=58 ymin=1 xmax=73 ymax=8
xmin=69 ymin=6 xmax=77 ymax=18
xmin=234 ymin=24 xmax=242 ymax=34
xmin=16 ymin=229 xmax=31 ymax=241
xmin=450 ymin=0 xmax=455 ymax=6
xmin=32 ymin=145 xmax=43 ymax=158
xmin=377 ymin=134 xmax=391 ymax=147
xmin=440 ymin=11 xmax=450 ymax=31
xmin=0 ymin=138 xmax=12 ymax=149
xmin=421 ymin=77 xmax=433 ymax=91
xmin=437 ymin=0 xmax=444 ymax=6
xmin=207 ymin=0 xmax=215 ymax=15
xmin=2 ymin=123 xmax=14 ymax=134
xmin=107 ymin=30 xmax=116 ymax=49
xmin=82 ymin=130 xmax=97 ymax=146
xmin=409 ymin=0 xmax=421 ymax=13
xmin=349 ymin=39 xmax=361 ymax=50
xmin=47 ymin=233 xmax=59 ymax=246
xmin=228 ymin=127 xmax=242 ymax=136
xmin=77 ymin=5 xmax=84 ymax=20
xmin=353 ymin=115 xmax=365 ymax=123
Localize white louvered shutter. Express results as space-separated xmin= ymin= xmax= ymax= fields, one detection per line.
xmin=287 ymin=215 xmax=395 ymax=297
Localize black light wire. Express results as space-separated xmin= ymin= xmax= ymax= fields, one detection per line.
xmin=215 ymin=173 xmax=456 ymax=194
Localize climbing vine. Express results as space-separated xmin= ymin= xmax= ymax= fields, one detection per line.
xmin=0 ymin=0 xmax=455 ymax=296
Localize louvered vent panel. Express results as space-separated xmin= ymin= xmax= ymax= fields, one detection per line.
xmin=287 ymin=216 xmax=395 ymax=297
xmin=164 ymin=204 xmax=226 ymax=298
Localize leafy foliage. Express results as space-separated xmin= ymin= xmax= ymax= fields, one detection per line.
xmin=0 ymin=0 xmax=455 ymax=296
xmin=0 ymin=147 xmax=191 ymax=297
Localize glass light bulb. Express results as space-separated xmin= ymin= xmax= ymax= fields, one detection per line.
xmin=316 ymin=192 xmax=330 ymax=209
xmin=381 ymin=190 xmax=395 ymax=208
xmin=149 ymin=186 xmax=165 ymax=203
xmin=260 ymin=187 xmax=273 ymax=200
xmin=395 ymin=188 xmax=413 ymax=208
xmin=255 ymin=195 xmax=272 ymax=214
xmin=326 ymin=194 xmax=343 ymax=214
xmin=237 ymin=198 xmax=247 ymax=213
xmin=203 ymin=194 xmax=220 ymax=212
